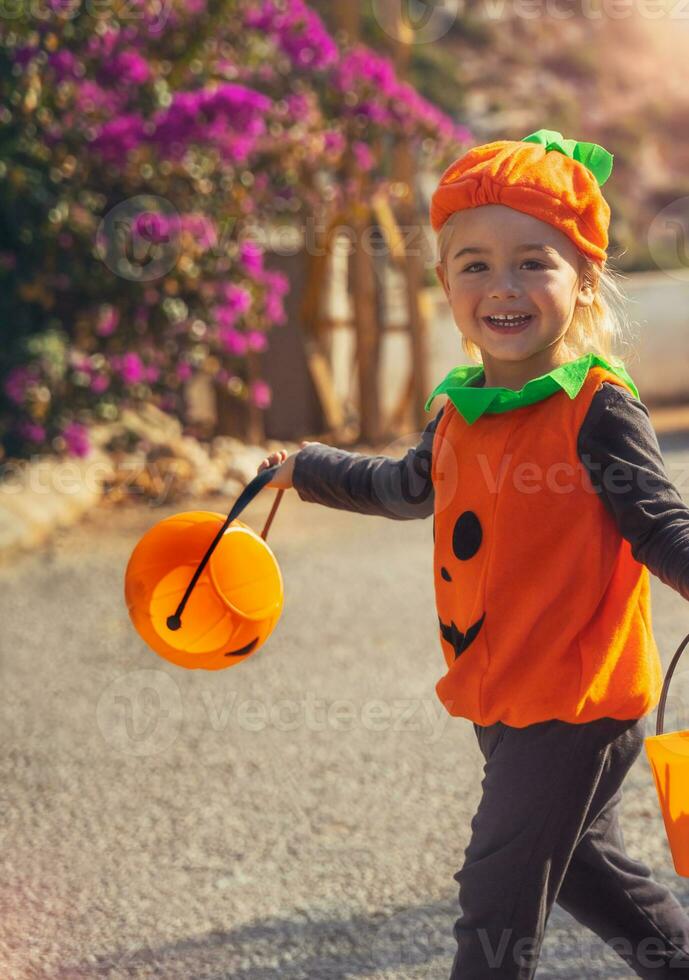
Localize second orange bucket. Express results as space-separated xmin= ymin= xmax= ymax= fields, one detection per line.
xmin=645 ymin=632 xmax=689 ymax=877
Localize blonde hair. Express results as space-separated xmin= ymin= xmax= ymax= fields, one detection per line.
xmin=435 ymin=210 xmax=638 ymax=372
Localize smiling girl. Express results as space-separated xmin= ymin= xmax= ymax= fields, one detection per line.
xmin=257 ymin=130 xmax=689 ymax=978
xmin=435 ymin=203 xmax=600 ymax=387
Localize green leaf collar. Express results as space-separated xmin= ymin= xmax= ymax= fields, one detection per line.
xmin=425 ymin=353 xmax=638 ymax=426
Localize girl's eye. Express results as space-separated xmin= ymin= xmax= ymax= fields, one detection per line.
xmin=462 ymin=260 xmax=544 ymax=273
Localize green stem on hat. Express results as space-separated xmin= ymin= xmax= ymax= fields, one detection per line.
xmin=521 ymin=128 xmax=613 ymax=187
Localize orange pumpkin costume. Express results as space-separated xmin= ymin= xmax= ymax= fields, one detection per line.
xmin=429 ymin=363 xmax=664 ymax=728
xmin=426 ymin=128 xmax=667 ymax=727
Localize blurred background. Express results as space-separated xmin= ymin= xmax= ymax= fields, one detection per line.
xmin=3 ymin=0 xmax=689 ymax=521
xmin=4 ymin=3 xmax=689 ymax=978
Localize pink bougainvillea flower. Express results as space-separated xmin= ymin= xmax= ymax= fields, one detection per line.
xmin=285 ymin=92 xmax=311 ymax=120
xmin=62 ymin=421 xmax=91 ymax=458
xmin=246 ymin=330 xmax=268 ymax=352
xmin=215 ymin=282 xmax=252 ymax=319
xmin=250 ymin=379 xmax=271 ymax=409
xmin=47 ymin=50 xmax=79 ymax=81
xmin=265 ymin=292 xmax=287 ymax=326
xmin=18 ymin=420 xmax=46 ymax=444
xmin=96 ymin=305 xmax=119 ymax=337
xmin=75 ymin=81 xmax=127 ymax=118
xmin=180 ymin=213 xmax=218 ymax=251
xmin=352 ymin=140 xmax=375 ymax=173
xmin=160 ymin=394 xmax=177 ymax=413
xmin=90 ymin=375 xmax=110 ymax=394
xmin=11 ymin=44 xmax=39 ymax=68
xmin=218 ymin=327 xmax=248 ymax=356
xmin=225 ymin=283 xmax=252 ymax=312
xmin=98 ymin=50 xmax=151 ymax=87
xmin=239 ymin=240 xmax=264 ymax=276
xmin=118 ymin=352 xmax=145 ymax=385
xmin=324 ymin=129 xmax=346 ymax=157
xmin=244 ymin=1 xmax=337 ymax=71
xmin=4 ymin=366 xmax=35 ymax=405
xmin=152 ymin=84 xmax=271 ymax=162
xmin=90 ymin=114 xmax=146 ymax=164
xmin=260 ymin=269 xmax=289 ymax=296
xmin=132 ymin=211 xmax=181 ymax=246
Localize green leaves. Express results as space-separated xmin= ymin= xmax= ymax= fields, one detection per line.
xmin=522 ymin=128 xmax=614 ymax=187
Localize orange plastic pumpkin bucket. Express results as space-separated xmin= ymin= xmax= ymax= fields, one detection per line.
xmin=645 ymin=631 xmax=689 ymax=876
xmin=124 ymin=464 xmax=285 ymax=670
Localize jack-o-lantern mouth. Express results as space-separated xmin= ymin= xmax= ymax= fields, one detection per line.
xmin=224 ymin=637 xmax=259 ymax=657
xmin=439 ymin=612 xmax=485 ymax=661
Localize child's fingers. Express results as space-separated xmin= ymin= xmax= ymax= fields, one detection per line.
xmin=258 ymin=449 xmax=288 ymax=473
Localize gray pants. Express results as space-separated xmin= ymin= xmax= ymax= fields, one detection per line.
xmin=450 ymin=715 xmax=689 ymax=978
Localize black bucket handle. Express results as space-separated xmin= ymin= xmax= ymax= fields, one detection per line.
xmin=654 ymin=631 xmax=689 ymax=736
xmin=166 ymin=463 xmax=283 ymax=633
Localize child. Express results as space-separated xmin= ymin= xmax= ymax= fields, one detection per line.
xmin=257 ymin=129 xmax=689 ymax=978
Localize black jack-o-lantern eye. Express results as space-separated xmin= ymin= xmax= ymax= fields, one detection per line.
xmin=437 ymin=509 xmax=486 ymax=660
xmin=453 ymin=510 xmax=482 ymax=560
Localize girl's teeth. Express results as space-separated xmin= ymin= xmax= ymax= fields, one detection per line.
xmin=487 ymin=315 xmax=531 ymax=325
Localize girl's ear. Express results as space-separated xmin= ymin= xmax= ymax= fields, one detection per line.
xmin=577 ymin=280 xmax=595 ymax=309
xmin=576 ymin=260 xmax=599 ymax=309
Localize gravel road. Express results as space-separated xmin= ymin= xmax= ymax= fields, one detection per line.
xmin=3 ymin=432 xmax=689 ymax=979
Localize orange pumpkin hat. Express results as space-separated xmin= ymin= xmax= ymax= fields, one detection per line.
xmin=430 ymin=128 xmax=614 ymax=265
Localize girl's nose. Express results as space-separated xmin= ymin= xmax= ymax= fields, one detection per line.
xmin=489 ymin=280 xmax=520 ymax=298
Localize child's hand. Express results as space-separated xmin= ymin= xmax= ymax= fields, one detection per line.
xmin=257 ymin=441 xmax=314 ymax=490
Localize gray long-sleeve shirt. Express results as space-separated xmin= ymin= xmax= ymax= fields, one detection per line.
xmin=292 ymin=382 xmax=689 ymax=602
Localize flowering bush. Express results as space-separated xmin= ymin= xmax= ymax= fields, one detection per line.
xmin=0 ymin=0 xmax=470 ymax=460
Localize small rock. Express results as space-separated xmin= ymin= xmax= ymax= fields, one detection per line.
xmin=0 ymin=486 xmax=63 ymax=533
xmin=0 ymin=503 xmax=39 ymax=553
xmin=210 ymin=435 xmax=248 ymax=458
xmin=119 ymin=404 xmax=183 ymax=445
xmin=224 ymin=446 xmax=276 ymax=485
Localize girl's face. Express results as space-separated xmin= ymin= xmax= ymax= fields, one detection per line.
xmin=435 ymin=205 xmax=595 ymax=380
